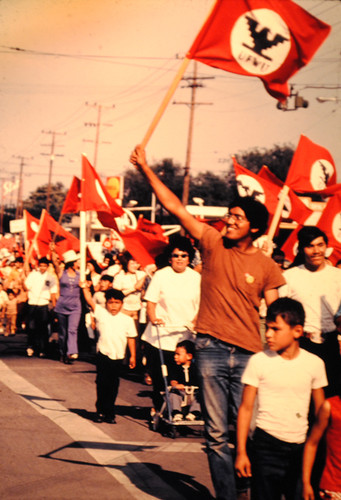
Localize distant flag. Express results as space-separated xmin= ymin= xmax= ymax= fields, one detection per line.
xmin=61 ymin=176 xmax=81 ymax=214
xmin=187 ymin=0 xmax=331 ymax=101
xmin=36 ymin=210 xmax=80 ymax=259
xmin=24 ymin=210 xmax=40 ymax=243
xmin=258 ymin=165 xmax=284 ymax=187
xmin=136 ymin=216 xmax=168 ymax=242
xmin=61 ymin=158 xmax=125 ymax=231
xmin=233 ymin=158 xmax=312 ymax=224
xmin=286 ymin=135 xmax=337 ymax=193
xmin=281 ymin=224 xmax=302 ymax=264
xmin=120 ymin=219 xmax=168 ymax=268
xmin=81 ymin=156 xmax=124 ymax=231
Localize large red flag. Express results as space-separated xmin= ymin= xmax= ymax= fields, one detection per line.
xmin=81 ymin=156 xmax=124 ymax=230
xmin=187 ymin=0 xmax=331 ymax=101
xmin=233 ymin=158 xmax=312 ymax=224
xmin=286 ymin=135 xmax=337 ymax=193
xmin=120 ymin=221 xmax=168 ymax=268
xmin=61 ymin=176 xmax=81 ymax=214
xmin=36 ymin=210 xmax=80 ymax=259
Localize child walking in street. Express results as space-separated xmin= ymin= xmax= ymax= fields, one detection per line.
xmin=3 ymin=288 xmax=18 ymax=336
xmin=235 ymin=297 xmax=327 ymax=500
xmin=82 ymin=284 xmax=137 ymax=424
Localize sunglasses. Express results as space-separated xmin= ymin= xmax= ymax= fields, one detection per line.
xmin=171 ymin=253 xmax=189 ymax=258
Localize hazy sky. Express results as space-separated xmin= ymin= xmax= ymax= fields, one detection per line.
xmin=1 ymin=0 xmax=340 ymax=201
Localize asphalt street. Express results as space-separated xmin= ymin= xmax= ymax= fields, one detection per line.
xmin=0 ymin=332 xmax=214 ymax=500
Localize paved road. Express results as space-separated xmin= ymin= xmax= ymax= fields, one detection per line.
xmin=0 ymin=332 xmax=214 ymax=500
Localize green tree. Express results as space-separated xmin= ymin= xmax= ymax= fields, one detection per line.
xmin=234 ymin=144 xmax=295 ymax=181
xmin=23 ymin=182 xmax=68 ymax=220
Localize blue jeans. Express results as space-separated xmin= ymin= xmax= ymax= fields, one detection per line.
xmin=196 ymin=333 xmax=252 ymax=500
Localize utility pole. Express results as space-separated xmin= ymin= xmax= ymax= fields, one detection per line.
xmin=41 ymin=131 xmax=65 ymax=213
xmin=173 ymin=61 xmax=214 ymax=207
xmin=84 ymin=102 xmax=115 ymax=168
xmin=12 ymin=155 xmax=33 ymax=219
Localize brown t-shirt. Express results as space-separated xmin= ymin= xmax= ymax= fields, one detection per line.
xmin=196 ymin=226 xmax=285 ymax=353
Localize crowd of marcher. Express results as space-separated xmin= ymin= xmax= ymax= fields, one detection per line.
xmin=1 ymin=144 xmax=340 ymax=500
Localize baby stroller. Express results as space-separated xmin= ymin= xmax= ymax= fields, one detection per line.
xmin=150 ymin=325 xmax=205 ymax=439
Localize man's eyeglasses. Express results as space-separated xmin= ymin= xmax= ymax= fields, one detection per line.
xmin=171 ymin=253 xmax=189 ymax=258
xmin=224 ymin=211 xmax=248 ymax=222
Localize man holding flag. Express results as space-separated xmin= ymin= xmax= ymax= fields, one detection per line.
xmin=130 ymin=145 xmax=284 ymax=500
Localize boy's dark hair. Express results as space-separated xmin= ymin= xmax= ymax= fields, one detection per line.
xmin=6 ymin=288 xmax=15 ymax=296
xmin=290 ymin=226 xmax=328 ymax=268
xmin=297 ymin=226 xmax=328 ymax=251
xmin=105 ymin=288 xmax=124 ymax=302
xmin=100 ymin=274 xmax=113 ymax=283
xmin=229 ymin=196 xmax=269 ymax=240
xmin=176 ymin=340 xmax=196 ymax=357
xmin=266 ymin=297 xmax=305 ymax=327
xmin=38 ymin=257 xmax=50 ymax=265
xmin=118 ymin=251 xmax=135 ymax=272
xmin=166 ymin=236 xmax=195 ymax=262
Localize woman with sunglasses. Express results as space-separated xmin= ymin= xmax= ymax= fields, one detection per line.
xmin=142 ymin=235 xmax=201 ymax=413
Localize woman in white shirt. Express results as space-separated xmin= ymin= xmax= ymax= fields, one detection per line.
xmin=142 ymin=236 xmax=201 ymax=411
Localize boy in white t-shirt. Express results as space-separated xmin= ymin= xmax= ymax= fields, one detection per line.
xmin=235 ymin=297 xmax=327 ymax=500
xmin=82 ymin=285 xmax=137 ymax=424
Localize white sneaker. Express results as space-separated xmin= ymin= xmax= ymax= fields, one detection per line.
xmin=185 ymin=412 xmax=196 ymax=421
xmin=172 ymin=413 xmax=183 ymax=422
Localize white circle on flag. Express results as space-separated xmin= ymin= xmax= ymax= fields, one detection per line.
xmin=280 ymin=191 xmax=291 ymax=219
xmin=30 ymin=221 xmax=39 ymax=233
xmin=236 ymin=174 xmax=265 ymax=203
xmin=95 ymin=179 xmax=110 ymax=208
xmin=310 ymin=160 xmax=334 ymax=190
xmin=331 ymin=212 xmax=341 ymax=244
xmin=231 ymin=9 xmax=291 ymax=75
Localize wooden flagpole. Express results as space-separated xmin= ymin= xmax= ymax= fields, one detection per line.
xmin=140 ymin=57 xmax=191 ymax=148
xmin=79 ymin=155 xmax=87 ymax=282
xmin=267 ymin=184 xmax=290 ymax=246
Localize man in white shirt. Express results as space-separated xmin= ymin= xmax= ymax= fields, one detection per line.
xmin=24 ymin=257 xmax=57 ymax=357
xmin=280 ymin=226 xmax=341 ymax=396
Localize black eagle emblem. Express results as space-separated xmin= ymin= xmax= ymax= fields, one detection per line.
xmin=236 ymin=179 xmax=263 ymax=200
xmin=318 ymin=160 xmax=330 ymax=186
xmin=243 ymin=15 xmax=289 ymax=61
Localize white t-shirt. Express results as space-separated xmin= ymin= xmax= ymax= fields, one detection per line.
xmin=242 ymin=349 xmax=327 ymax=443
xmin=25 ymin=271 xmax=58 ymax=306
xmin=280 ymin=264 xmax=341 ymax=342
xmin=142 ymin=266 xmax=201 ymax=350
xmin=113 ymin=269 xmax=146 ymax=312
xmin=94 ymin=305 xmax=137 ymax=360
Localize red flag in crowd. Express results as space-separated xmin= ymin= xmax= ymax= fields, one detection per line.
xmin=186 ymin=0 xmax=331 ymax=101
xmin=233 ymin=158 xmax=312 ymax=224
xmin=258 ymin=165 xmax=284 ymax=187
xmin=61 ymin=157 xmax=124 ymax=231
xmin=35 ymin=210 xmax=80 ymax=259
xmin=61 ymin=176 xmax=81 ymax=214
xmin=24 ymin=210 xmax=40 ymax=243
xmin=281 ymin=224 xmax=302 ymax=264
xmin=120 ymin=219 xmax=168 ymax=268
xmin=136 ymin=216 xmax=168 ymax=242
xmin=286 ymin=135 xmax=337 ymax=193
xmin=316 ymin=193 xmax=341 ymax=265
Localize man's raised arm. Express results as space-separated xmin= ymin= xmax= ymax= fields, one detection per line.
xmin=130 ymin=145 xmax=203 ymax=241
